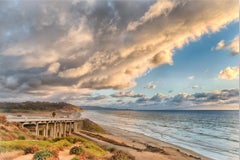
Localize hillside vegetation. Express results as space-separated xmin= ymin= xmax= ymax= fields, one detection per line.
xmin=0 ymin=115 xmax=34 ymax=141
xmin=0 ymin=101 xmax=82 ymax=114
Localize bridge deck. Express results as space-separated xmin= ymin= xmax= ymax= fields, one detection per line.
xmin=7 ymin=117 xmax=84 ymax=123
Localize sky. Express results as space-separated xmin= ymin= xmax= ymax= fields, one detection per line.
xmin=0 ymin=0 xmax=239 ymax=110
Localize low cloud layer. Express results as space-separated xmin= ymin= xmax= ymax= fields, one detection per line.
xmin=0 ymin=0 xmax=238 ymax=105
xmin=111 ymin=90 xmax=145 ymax=98
xmin=135 ymin=89 xmax=239 ymax=109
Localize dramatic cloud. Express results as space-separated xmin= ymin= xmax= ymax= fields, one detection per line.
xmin=218 ymin=66 xmax=239 ymax=80
xmin=0 ymin=0 xmax=238 ymax=103
xmin=111 ymin=90 xmax=145 ymax=98
xmin=215 ymin=36 xmax=239 ymax=55
xmin=127 ymin=0 xmax=176 ymax=31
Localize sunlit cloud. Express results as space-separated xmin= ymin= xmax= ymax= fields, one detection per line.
xmin=0 ymin=0 xmax=238 ymax=105
xmin=214 ymin=36 xmax=239 ymax=55
xmin=218 ymin=66 xmax=239 ymax=80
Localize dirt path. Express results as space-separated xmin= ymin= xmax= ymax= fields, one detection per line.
xmin=13 ymin=147 xmax=75 ymax=160
xmin=0 ymin=151 xmax=24 ymax=160
xmin=13 ymin=154 xmax=33 ymax=160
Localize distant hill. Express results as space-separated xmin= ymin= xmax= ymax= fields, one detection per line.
xmin=81 ymin=106 xmax=131 ymax=111
xmin=0 ymin=101 xmax=82 ymax=114
xmin=80 ymin=106 xmax=115 ymax=110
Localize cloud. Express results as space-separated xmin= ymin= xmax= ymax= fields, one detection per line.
xmin=214 ymin=36 xmax=239 ymax=55
xmin=111 ymin=90 xmax=145 ymax=98
xmin=135 ymin=89 xmax=239 ymax=109
xmin=87 ymin=95 xmax=108 ymax=101
xmin=218 ymin=66 xmax=239 ymax=80
xmin=127 ymin=0 xmax=177 ymax=31
xmin=47 ymin=62 xmax=61 ymax=74
xmin=192 ymin=85 xmax=200 ymax=89
xmin=188 ymin=76 xmax=194 ymax=80
xmin=144 ymin=82 xmax=156 ymax=89
xmin=0 ymin=0 xmax=238 ymax=102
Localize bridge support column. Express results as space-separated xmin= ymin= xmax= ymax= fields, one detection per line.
xmin=63 ymin=122 xmax=67 ymax=137
xmin=56 ymin=122 xmax=59 ymax=138
xmin=35 ymin=123 xmax=39 ymax=136
xmin=60 ymin=122 xmax=63 ymax=137
xmin=69 ymin=122 xmax=72 ymax=134
xmin=53 ymin=122 xmax=56 ymax=138
xmin=50 ymin=124 xmax=54 ymax=138
xmin=46 ymin=123 xmax=49 ymax=137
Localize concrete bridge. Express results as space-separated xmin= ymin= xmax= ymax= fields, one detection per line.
xmin=7 ymin=116 xmax=84 ymax=138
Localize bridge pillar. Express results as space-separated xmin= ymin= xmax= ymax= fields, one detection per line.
xmin=50 ymin=124 xmax=54 ymax=138
xmin=60 ymin=122 xmax=63 ymax=137
xmin=53 ymin=122 xmax=56 ymax=138
xmin=69 ymin=122 xmax=71 ymax=134
xmin=56 ymin=122 xmax=59 ymax=138
xmin=35 ymin=122 xmax=39 ymax=136
xmin=46 ymin=123 xmax=49 ymax=137
xmin=63 ymin=122 xmax=67 ymax=137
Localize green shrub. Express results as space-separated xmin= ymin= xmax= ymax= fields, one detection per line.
xmin=66 ymin=137 xmax=78 ymax=144
xmin=110 ymin=150 xmax=135 ymax=160
xmin=24 ymin=145 xmax=40 ymax=154
xmin=48 ymin=139 xmax=71 ymax=152
xmin=71 ymin=157 xmax=80 ymax=160
xmin=33 ymin=150 xmax=54 ymax=160
xmin=18 ymin=136 xmax=25 ymax=140
xmin=69 ymin=146 xmax=84 ymax=155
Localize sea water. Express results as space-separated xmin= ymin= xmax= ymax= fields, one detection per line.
xmin=82 ymin=110 xmax=239 ymax=160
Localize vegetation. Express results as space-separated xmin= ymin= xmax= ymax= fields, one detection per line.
xmin=33 ymin=150 xmax=55 ymax=160
xmin=110 ymin=150 xmax=135 ymax=160
xmin=0 ymin=101 xmax=82 ymax=113
xmin=0 ymin=140 xmax=51 ymax=152
xmin=24 ymin=145 xmax=40 ymax=154
xmin=69 ymin=146 xmax=84 ymax=155
xmin=81 ymin=119 xmax=105 ymax=133
xmin=52 ymin=112 xmax=56 ymax=117
xmin=0 ymin=115 xmax=33 ymax=141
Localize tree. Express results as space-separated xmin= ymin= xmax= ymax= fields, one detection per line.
xmin=52 ymin=112 xmax=56 ymax=118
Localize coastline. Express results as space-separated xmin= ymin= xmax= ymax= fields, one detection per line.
xmin=98 ymin=124 xmax=212 ymax=160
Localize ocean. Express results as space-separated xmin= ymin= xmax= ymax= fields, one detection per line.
xmin=82 ymin=110 xmax=239 ymax=160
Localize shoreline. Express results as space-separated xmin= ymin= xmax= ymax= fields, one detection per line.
xmin=99 ymin=124 xmax=212 ymax=160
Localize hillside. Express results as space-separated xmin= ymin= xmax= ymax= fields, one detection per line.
xmin=0 ymin=102 xmax=82 ymax=115
xmin=0 ymin=115 xmax=34 ymax=141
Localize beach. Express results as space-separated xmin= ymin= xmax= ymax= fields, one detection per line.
xmin=79 ymin=124 xmax=212 ymax=160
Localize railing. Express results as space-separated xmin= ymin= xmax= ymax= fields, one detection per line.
xmin=7 ymin=117 xmax=84 ymax=123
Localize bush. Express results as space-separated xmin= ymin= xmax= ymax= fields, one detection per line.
xmin=66 ymin=137 xmax=78 ymax=144
xmin=71 ymin=157 xmax=80 ymax=160
xmin=24 ymin=145 xmax=40 ymax=154
xmin=33 ymin=150 xmax=55 ymax=160
xmin=0 ymin=115 xmax=7 ymax=124
xmin=110 ymin=150 xmax=135 ymax=160
xmin=18 ymin=136 xmax=26 ymax=140
xmin=69 ymin=146 xmax=84 ymax=155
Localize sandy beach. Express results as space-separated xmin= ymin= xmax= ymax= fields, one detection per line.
xmin=75 ymin=125 xmax=212 ymax=160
